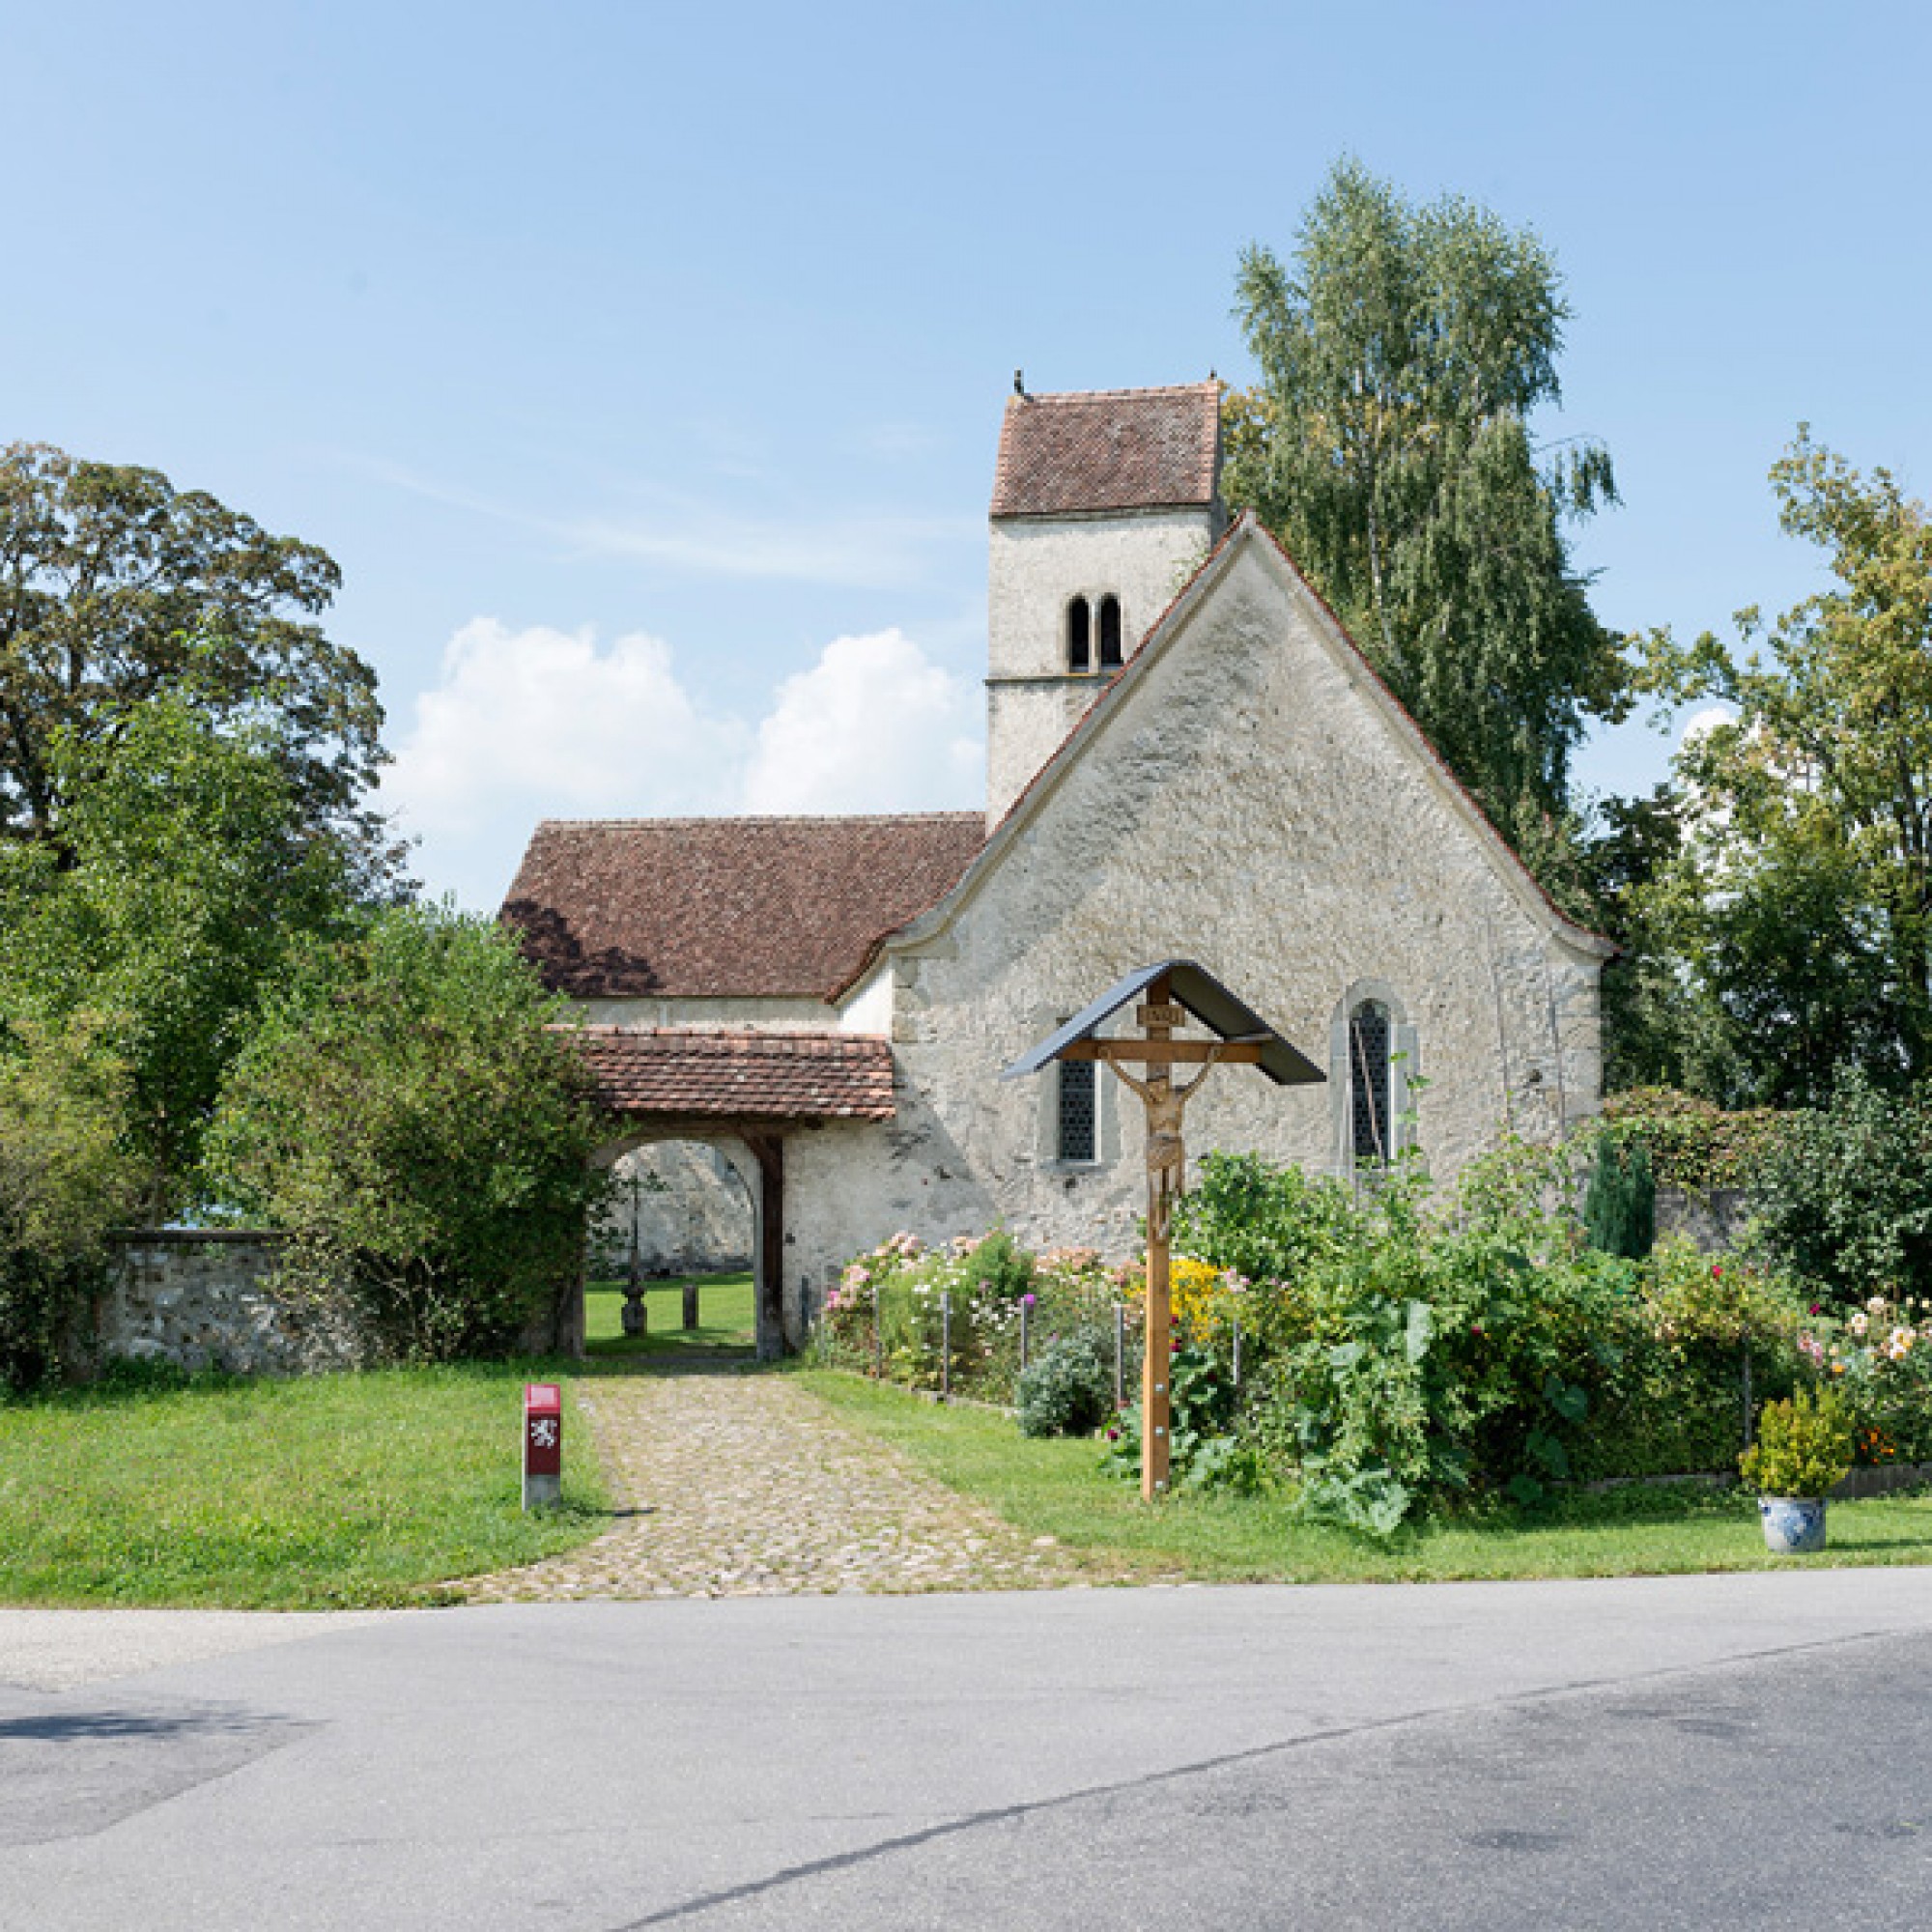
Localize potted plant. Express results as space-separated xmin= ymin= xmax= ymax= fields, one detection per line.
xmin=1740 ymin=1389 xmax=1855 ymax=1553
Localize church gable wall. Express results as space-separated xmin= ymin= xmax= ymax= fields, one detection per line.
xmin=884 ymin=536 xmax=1604 ymax=1263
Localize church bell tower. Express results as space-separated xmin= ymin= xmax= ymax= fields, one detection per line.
xmin=984 ymin=379 xmax=1226 ymax=825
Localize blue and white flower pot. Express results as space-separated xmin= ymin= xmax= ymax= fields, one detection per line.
xmin=1759 ymin=1495 xmax=1828 ymax=1554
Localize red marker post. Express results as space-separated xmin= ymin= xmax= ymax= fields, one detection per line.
xmin=523 ymin=1382 xmax=562 ymax=1509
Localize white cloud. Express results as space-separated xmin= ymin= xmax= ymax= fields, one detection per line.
xmin=383 ymin=620 xmax=983 ymax=909
xmin=382 ymin=619 xmax=747 ymax=907
xmin=741 ymin=629 xmax=983 ymax=815
xmin=1680 ymin=703 xmax=1738 ymax=746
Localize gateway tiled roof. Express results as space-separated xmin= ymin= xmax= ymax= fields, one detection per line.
xmin=503 ymin=813 xmax=984 ymax=1001
xmin=990 ymin=382 xmax=1222 ymax=519
xmin=570 ymin=1027 xmax=895 ymax=1120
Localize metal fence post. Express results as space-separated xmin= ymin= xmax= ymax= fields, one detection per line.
xmin=941 ymin=1292 xmax=952 ymax=1401
xmin=1232 ymin=1316 xmax=1242 ymax=1393
xmin=1114 ymin=1303 xmax=1126 ymax=1410
xmin=874 ymin=1283 xmax=885 ymax=1379
xmin=1019 ymin=1297 xmax=1031 ymax=1376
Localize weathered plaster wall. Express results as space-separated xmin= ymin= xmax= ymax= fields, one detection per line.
xmin=986 ymin=508 xmax=1216 ymax=822
xmin=95 ymin=1232 xmax=369 ymax=1376
xmin=593 ymin=1141 xmax=754 ymax=1275
xmin=781 ymin=536 xmax=1606 ymax=1298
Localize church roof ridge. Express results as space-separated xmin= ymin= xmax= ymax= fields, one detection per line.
xmin=530 ymin=810 xmax=982 ymax=832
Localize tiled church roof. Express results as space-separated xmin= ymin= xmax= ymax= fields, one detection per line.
xmin=569 ymin=1027 xmax=895 ymax=1120
xmin=990 ymin=382 xmax=1221 ymax=519
xmin=503 ymin=813 xmax=983 ymax=1000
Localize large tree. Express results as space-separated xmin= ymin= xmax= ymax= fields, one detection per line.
xmin=0 ymin=694 xmax=364 ymax=1212
xmin=1635 ymin=430 xmax=1932 ymax=1104
xmin=0 ymin=443 xmax=393 ymax=883
xmin=1227 ymin=159 xmax=1624 ymax=869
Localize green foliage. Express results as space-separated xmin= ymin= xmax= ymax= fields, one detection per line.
xmin=205 ymin=904 xmax=612 ymax=1362
xmin=0 ymin=442 xmax=392 ymax=884
xmin=1015 ymin=1329 xmax=1114 ymax=1439
xmin=1104 ymin=1344 xmax=1253 ymax=1493
xmin=1631 ymin=431 xmax=1932 ymax=1103
xmin=958 ymin=1228 xmax=1035 ymax=1305
xmin=1600 ymin=1088 xmax=1788 ymax=1192
xmin=1741 ymin=1389 xmax=1855 ymax=1499
xmin=0 ymin=696 xmax=366 ymax=1211
xmin=0 ymin=1014 xmax=142 ymax=1390
xmin=1226 ymin=156 xmax=1624 ymax=874
xmin=1583 ymin=1132 xmax=1656 ymax=1259
xmin=1747 ymin=1071 xmax=1932 ymax=1308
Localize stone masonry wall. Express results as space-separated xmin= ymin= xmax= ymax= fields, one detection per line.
xmin=96 ymin=1232 xmax=371 ymax=1377
xmin=593 ymin=1141 xmax=755 ymax=1277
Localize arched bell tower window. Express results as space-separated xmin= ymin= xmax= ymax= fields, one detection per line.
xmin=1066 ymin=596 xmax=1092 ymax=672
xmin=1098 ymin=594 xmax=1123 ymax=668
xmin=1349 ymin=1000 xmax=1393 ymax=1165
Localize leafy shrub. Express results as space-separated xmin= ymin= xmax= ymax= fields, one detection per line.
xmin=1600 ymin=1088 xmax=1787 ymax=1191
xmin=1741 ymin=1389 xmax=1854 ymax=1498
xmin=1104 ymin=1343 xmax=1254 ymax=1492
xmin=206 ymin=905 xmax=612 ymax=1362
xmin=0 ymin=1014 xmax=142 ymax=1391
xmin=1015 ymin=1329 xmax=1114 ymax=1437
xmin=1747 ymin=1071 xmax=1932 ymax=1309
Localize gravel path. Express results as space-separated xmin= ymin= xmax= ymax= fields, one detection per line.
xmin=461 ymin=1366 xmax=1089 ymax=1601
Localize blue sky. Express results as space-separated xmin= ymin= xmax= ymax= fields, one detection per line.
xmin=6 ymin=1 xmax=1928 ymax=907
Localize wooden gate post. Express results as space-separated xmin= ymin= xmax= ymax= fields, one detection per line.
xmin=746 ymin=1131 xmax=785 ymax=1361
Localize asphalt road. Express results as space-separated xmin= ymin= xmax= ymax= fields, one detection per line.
xmin=5 ymin=1572 xmax=1931 ymax=1930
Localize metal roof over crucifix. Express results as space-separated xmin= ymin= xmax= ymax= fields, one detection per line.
xmin=1001 ymin=959 xmax=1325 ymax=1088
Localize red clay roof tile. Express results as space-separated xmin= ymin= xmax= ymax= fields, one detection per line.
xmin=991 ymin=383 xmax=1221 ymax=519
xmin=503 ymin=813 xmax=983 ymax=1001
xmin=568 ymin=1027 xmax=895 ymax=1121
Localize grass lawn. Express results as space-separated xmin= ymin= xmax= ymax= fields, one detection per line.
xmin=795 ymin=1367 xmax=1932 ymax=1586
xmin=584 ymin=1271 xmax=754 ymax=1356
xmin=0 ymin=1362 xmax=609 ymax=1609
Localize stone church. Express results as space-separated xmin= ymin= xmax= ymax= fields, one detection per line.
xmin=504 ymin=382 xmax=1611 ymax=1354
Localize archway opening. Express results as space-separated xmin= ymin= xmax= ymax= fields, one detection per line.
xmin=587 ymin=1136 xmax=761 ymax=1358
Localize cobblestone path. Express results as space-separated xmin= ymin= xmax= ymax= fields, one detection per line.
xmin=461 ymin=1367 xmax=1089 ymax=1601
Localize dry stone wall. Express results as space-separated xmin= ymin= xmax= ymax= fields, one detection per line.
xmin=95 ymin=1232 xmax=371 ymax=1377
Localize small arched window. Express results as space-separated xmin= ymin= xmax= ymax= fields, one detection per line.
xmin=1066 ymin=596 xmax=1092 ymax=672
xmin=1348 ymin=1000 xmax=1393 ymax=1166
xmin=1098 ymin=594 xmax=1123 ymax=668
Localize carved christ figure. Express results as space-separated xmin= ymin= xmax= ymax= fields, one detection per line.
xmin=1110 ymin=1043 xmax=1226 ymax=1240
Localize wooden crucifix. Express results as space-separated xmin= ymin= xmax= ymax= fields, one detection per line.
xmin=1005 ymin=961 xmax=1323 ymax=1502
